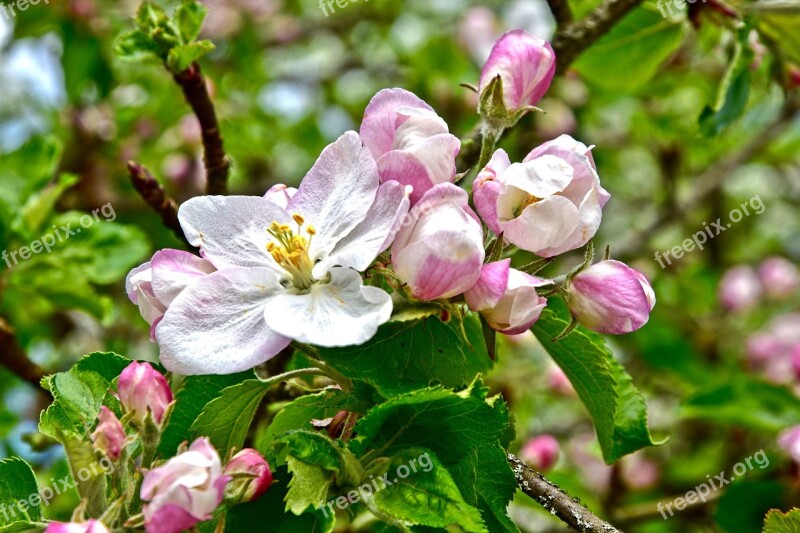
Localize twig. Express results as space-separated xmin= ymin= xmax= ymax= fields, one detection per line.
xmin=126 ymin=162 xmax=187 ymax=244
xmin=0 ymin=317 xmax=47 ymax=391
xmin=508 ymin=454 xmax=622 ymax=533
xmin=547 ymin=0 xmax=574 ymax=26
xmin=552 ymin=0 xmax=645 ymax=74
xmin=173 ymin=63 xmax=230 ymax=195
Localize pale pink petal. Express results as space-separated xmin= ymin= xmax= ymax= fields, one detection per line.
xmin=360 ymin=88 xmax=434 ymax=160
xmin=287 ymin=131 xmax=379 ymax=258
xmin=150 ymin=249 xmax=216 ymax=306
xmin=263 ymin=267 xmax=392 ymax=347
xmin=377 ymin=150 xmax=435 ymax=205
xmin=263 ymin=183 xmax=297 ymax=209
xmin=156 ymin=268 xmax=290 ymax=375
xmin=502 ymin=195 xmax=579 ymax=256
xmin=465 ymin=259 xmax=511 ymax=311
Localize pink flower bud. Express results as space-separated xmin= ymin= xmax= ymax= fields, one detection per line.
xmin=758 ymin=257 xmax=799 ymax=298
xmin=44 ymin=520 xmax=110 ymax=533
xmin=263 ymin=183 xmax=298 ymax=209
xmin=778 ymin=425 xmax=800 ymax=463
xmin=479 ymin=29 xmax=556 ymax=114
xmin=719 ymin=266 xmax=762 ymax=311
xmin=567 ymin=260 xmax=656 ymax=335
xmin=392 ymin=183 xmax=484 ymax=300
xmin=360 ymin=88 xmax=461 ymax=205
xmin=520 ymin=435 xmax=560 ymax=472
xmin=91 ymin=407 xmax=126 ymax=461
xmin=465 ymin=259 xmax=549 ymax=334
xmin=620 ymin=454 xmax=660 ymax=490
xmin=118 ymin=362 xmax=173 ymax=425
xmin=223 ymin=448 xmax=273 ymax=502
xmin=142 ymin=438 xmax=230 ymax=533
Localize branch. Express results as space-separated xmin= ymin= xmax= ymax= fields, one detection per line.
xmin=547 ymin=0 xmax=574 ymax=26
xmin=551 ymin=0 xmax=645 ymax=74
xmin=126 ymin=162 xmax=188 ymax=244
xmin=508 ymin=454 xmax=622 ymax=533
xmin=173 ymin=63 xmax=230 ymax=195
xmin=0 ymin=317 xmax=47 ymax=391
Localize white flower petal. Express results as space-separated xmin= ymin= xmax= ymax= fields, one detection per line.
xmin=315 ymin=181 xmax=410 ymax=275
xmin=178 ymin=196 xmax=289 ymax=271
xmin=263 ymin=267 xmax=391 ymax=347
xmin=287 ymin=131 xmax=380 ymax=259
xmin=502 ymin=156 xmax=574 ymax=199
xmin=156 ymin=268 xmax=290 ymax=375
xmin=502 ymin=195 xmax=579 ymax=256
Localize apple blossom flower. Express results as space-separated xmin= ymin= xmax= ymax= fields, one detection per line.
xmin=758 ymin=257 xmax=799 ymax=298
xmin=118 ymin=362 xmax=173 ymax=425
xmin=392 ymin=183 xmax=484 ymax=300
xmin=91 ymin=406 xmax=126 ymax=461
xmin=154 ymin=132 xmax=409 ymax=375
xmin=520 ymin=435 xmax=559 ymax=472
xmin=263 ymin=183 xmax=297 ymax=209
xmin=567 ymin=260 xmax=656 ymax=334
xmin=464 ymin=259 xmax=550 ymax=334
xmin=360 ymin=88 xmax=461 ymax=205
xmin=478 ymin=29 xmax=555 ymax=117
xmin=223 ymin=448 xmax=273 ymax=502
xmin=44 ymin=520 xmax=110 ymax=533
xmin=126 ymin=249 xmax=216 ymax=340
xmin=474 ymin=136 xmax=609 ymax=256
xmin=719 ymin=266 xmax=762 ymax=311
xmin=778 ymin=425 xmax=800 ymax=463
xmin=142 ymin=438 xmax=229 ymax=533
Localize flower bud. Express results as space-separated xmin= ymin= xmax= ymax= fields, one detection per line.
xmin=719 ymin=266 xmax=762 ymax=311
xmin=91 ymin=406 xmax=126 ymax=461
xmin=758 ymin=257 xmax=799 ymax=299
xmin=118 ymin=362 xmax=173 ymax=425
xmin=44 ymin=520 xmax=110 ymax=533
xmin=142 ymin=438 xmax=230 ymax=533
xmin=465 ymin=259 xmax=549 ymax=334
xmin=478 ymin=29 xmax=555 ymax=122
xmin=392 ymin=183 xmax=484 ymax=300
xmin=223 ymin=448 xmax=273 ymax=503
xmin=472 ymin=149 xmax=510 ymax=235
xmin=520 ymin=435 xmax=560 ymax=472
xmin=567 ymin=260 xmax=655 ymax=334
xmin=778 ymin=425 xmax=800 ymax=464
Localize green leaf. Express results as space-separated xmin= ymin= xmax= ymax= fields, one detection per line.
xmin=39 ymin=352 xmax=131 ymax=440
xmin=190 ymin=380 xmax=270 ymax=459
xmin=159 ymin=372 xmax=255 ymax=456
xmin=318 ymin=314 xmax=493 ymax=397
xmin=0 ymin=458 xmax=41 ymax=525
xmin=115 ymin=29 xmax=163 ymax=61
xmin=174 ymin=0 xmax=207 ymax=42
xmin=0 ymin=523 xmax=46 ymax=532
xmin=699 ymin=28 xmax=753 ymax=137
xmin=572 ymin=7 xmax=685 ymax=91
xmin=286 ymin=456 xmax=333 ymax=515
xmin=370 ymin=448 xmax=486 ymax=533
xmin=532 ymin=307 xmax=662 ymax=463
xmin=758 ymin=9 xmax=800 ymax=64
xmin=763 ymin=508 xmax=800 ymax=533
xmin=167 ymin=41 xmax=215 ymax=72
xmin=681 ymin=376 xmax=800 ymax=431
xmin=17 ymin=174 xmax=79 ymax=236
xmin=275 ymin=431 xmax=363 ymax=487
xmin=226 ymin=465 xmax=334 ymax=532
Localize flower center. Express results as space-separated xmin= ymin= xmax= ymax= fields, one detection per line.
xmin=514 ymin=194 xmax=543 ymax=218
xmin=267 ymin=214 xmax=317 ymax=291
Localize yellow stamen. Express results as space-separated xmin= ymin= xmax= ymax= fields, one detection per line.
xmin=292 ymin=213 xmax=305 ymax=226
xmin=266 ymin=218 xmax=316 ymax=290
xmin=307 ymin=225 xmax=316 ymax=236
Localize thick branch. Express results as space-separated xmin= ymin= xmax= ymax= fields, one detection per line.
xmin=547 ymin=0 xmax=574 ymax=26
xmin=0 ymin=317 xmax=47 ymax=390
xmin=127 ymin=162 xmax=188 ymax=244
xmin=508 ymin=454 xmax=622 ymax=533
xmin=552 ymin=0 xmax=645 ymax=74
xmin=173 ymin=63 xmax=230 ymax=195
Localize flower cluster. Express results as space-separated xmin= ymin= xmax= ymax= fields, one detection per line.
xmin=66 ymin=361 xmax=273 ymax=533
xmin=126 ymin=29 xmax=656 ymax=376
